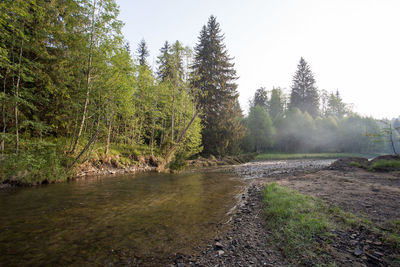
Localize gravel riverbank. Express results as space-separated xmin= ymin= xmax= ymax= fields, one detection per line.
xmin=170 ymin=159 xmax=400 ymax=267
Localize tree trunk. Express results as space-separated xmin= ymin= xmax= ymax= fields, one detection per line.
xmin=14 ymin=38 xmax=24 ymax=154
xmin=389 ymin=124 xmax=398 ymax=155
xmin=87 ymin=112 xmax=101 ymax=160
xmin=171 ymin=83 xmax=176 ymax=143
xmin=183 ymin=88 xmax=187 ymax=131
xmin=72 ymin=0 xmax=97 ymax=154
xmin=164 ymin=109 xmax=200 ymax=163
xmin=1 ymin=69 xmax=9 ymax=154
xmin=69 ymin=129 xmax=100 ymax=168
xmin=68 ymin=112 xmax=80 ymax=152
xmin=105 ymin=114 xmax=113 ymax=155
xmin=150 ymin=117 xmax=156 ymax=156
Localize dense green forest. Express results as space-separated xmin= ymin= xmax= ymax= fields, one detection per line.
xmin=0 ymin=0 xmax=398 ymax=184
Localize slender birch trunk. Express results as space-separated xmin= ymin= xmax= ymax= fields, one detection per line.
xmin=171 ymin=82 xmax=176 ymax=143
xmin=72 ymin=0 xmax=97 ymax=153
xmin=105 ymin=114 xmax=113 ymax=155
xmin=14 ymin=38 xmax=24 ymax=154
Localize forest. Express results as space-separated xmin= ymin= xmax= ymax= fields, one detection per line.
xmin=0 ymin=0 xmax=398 ymax=184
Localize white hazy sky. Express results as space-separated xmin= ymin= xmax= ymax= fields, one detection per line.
xmin=117 ymin=0 xmax=400 ymax=119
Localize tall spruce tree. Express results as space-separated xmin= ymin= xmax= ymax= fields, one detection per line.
xmin=137 ymin=39 xmax=149 ymax=67
xmin=289 ymin=58 xmax=319 ymax=117
xmin=191 ymin=15 xmax=244 ymax=156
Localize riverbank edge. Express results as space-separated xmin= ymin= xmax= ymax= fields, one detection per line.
xmin=0 ymin=153 xmax=258 ymax=187
xmin=75 ymin=153 xmax=259 ymax=177
xmin=172 ymin=173 xmax=400 ymax=266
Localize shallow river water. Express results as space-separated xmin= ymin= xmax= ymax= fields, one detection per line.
xmin=0 ymin=170 xmax=243 ymax=266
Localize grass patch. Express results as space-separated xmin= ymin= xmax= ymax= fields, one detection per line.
xmin=381 ymin=220 xmax=400 ymax=248
xmin=349 ymin=161 xmax=362 ymax=168
xmin=263 ymin=184 xmax=400 ymax=265
xmin=256 ymin=152 xmax=373 ymax=161
xmin=369 ymin=159 xmax=400 ymax=171
xmin=263 ymin=183 xmax=335 ymax=264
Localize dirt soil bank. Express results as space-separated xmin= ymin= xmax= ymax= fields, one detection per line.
xmin=172 ymin=159 xmax=400 ymax=266
xmin=74 ymin=155 xmax=160 ymax=177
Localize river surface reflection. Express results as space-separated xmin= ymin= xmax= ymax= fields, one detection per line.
xmin=0 ymin=170 xmax=242 ymax=266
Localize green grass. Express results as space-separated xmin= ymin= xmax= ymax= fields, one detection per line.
xmin=369 ymin=159 xmax=400 ymax=171
xmin=263 ymin=183 xmax=400 ymax=265
xmin=256 ymin=152 xmax=373 ymax=161
xmin=263 ymin=183 xmax=335 ymax=265
xmin=382 ymin=220 xmax=400 ymax=248
xmin=349 ymin=161 xmax=363 ymax=168
xmin=262 ymin=183 xmax=374 ymax=265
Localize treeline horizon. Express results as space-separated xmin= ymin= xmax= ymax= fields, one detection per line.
xmin=0 ymin=0 xmax=398 ymax=183
xmin=243 ymin=58 xmax=400 ymax=155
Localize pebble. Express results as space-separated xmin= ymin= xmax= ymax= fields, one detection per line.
xmin=354 ymin=247 xmax=363 ymax=256
xmin=215 ymin=242 xmax=223 ymax=250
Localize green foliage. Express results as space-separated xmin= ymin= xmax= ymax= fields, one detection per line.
xmin=169 ymin=151 xmax=188 ymax=171
xmin=349 ymin=161 xmax=362 ymax=168
xmin=369 ymin=159 xmax=400 ymax=171
xmin=191 ymin=15 xmax=245 ymax=156
xmin=245 ymin=105 xmax=275 ymax=152
xmin=243 ymin=89 xmax=386 ymax=154
xmin=0 ymin=141 xmax=68 ymax=185
xmin=326 ymin=90 xmax=348 ymax=118
xmin=275 ymin=108 xmax=316 ymax=152
xmin=289 ymin=58 xmax=319 ymax=118
xmin=268 ymin=87 xmax=286 ymax=120
xmin=0 ymin=0 xmax=205 ymax=183
xmin=250 ymin=87 xmax=268 ymax=111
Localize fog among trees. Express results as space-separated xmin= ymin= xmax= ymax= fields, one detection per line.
xmin=0 ymin=0 xmax=398 ymax=184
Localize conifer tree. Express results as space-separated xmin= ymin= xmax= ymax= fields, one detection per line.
xmin=137 ymin=39 xmax=149 ymax=67
xmin=326 ymin=90 xmax=348 ymax=118
xmin=289 ymin=58 xmax=319 ymax=117
xmin=191 ymin=15 xmax=245 ymax=156
xmin=251 ymin=87 xmax=268 ymax=111
xmin=157 ymin=41 xmax=172 ymax=81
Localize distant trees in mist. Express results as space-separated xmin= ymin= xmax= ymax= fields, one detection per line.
xmin=242 ymin=58 xmax=395 ymax=154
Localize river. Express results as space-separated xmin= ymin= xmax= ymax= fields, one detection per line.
xmin=0 ymin=169 xmax=243 ymax=266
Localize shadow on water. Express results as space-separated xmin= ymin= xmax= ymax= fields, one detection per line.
xmin=0 ymin=170 xmax=243 ymax=266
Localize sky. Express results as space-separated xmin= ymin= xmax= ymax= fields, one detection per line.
xmin=117 ymin=0 xmax=400 ymax=119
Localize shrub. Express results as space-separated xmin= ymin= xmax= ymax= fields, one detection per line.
xmin=169 ymin=152 xmax=188 ymax=171
xmin=0 ymin=141 xmax=69 ymax=185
